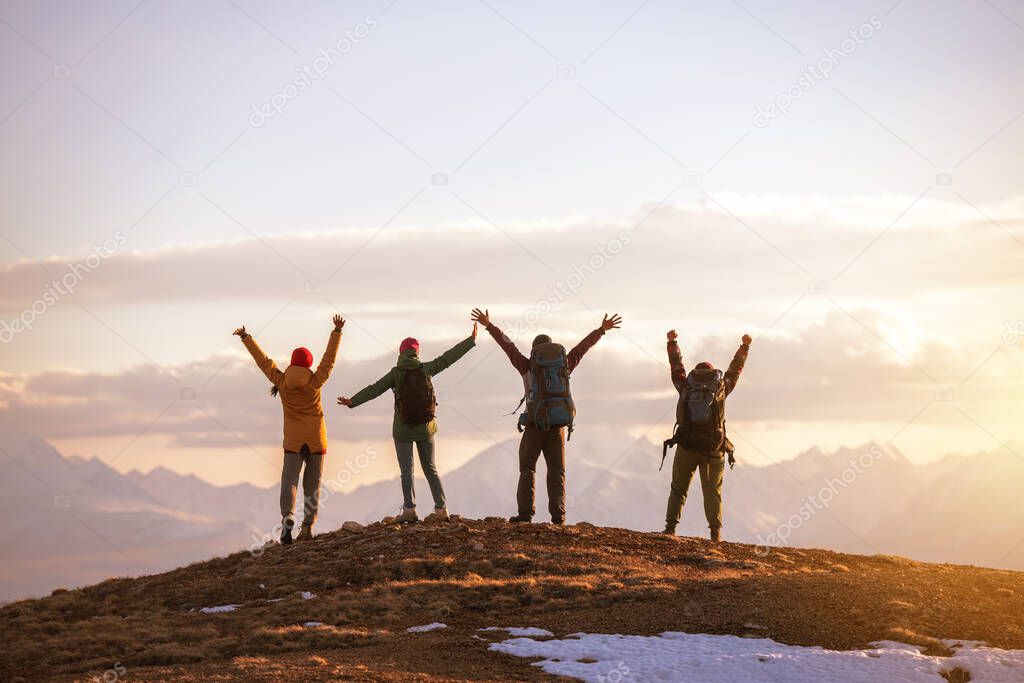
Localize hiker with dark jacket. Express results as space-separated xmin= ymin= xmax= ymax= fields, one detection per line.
xmin=471 ymin=308 xmax=621 ymax=525
xmin=662 ymin=329 xmax=751 ymax=542
xmin=235 ymin=315 xmax=344 ymax=545
xmin=337 ymin=325 xmax=477 ymax=524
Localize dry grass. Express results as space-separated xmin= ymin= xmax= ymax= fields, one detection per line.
xmin=2 ymin=518 xmax=1023 ymax=682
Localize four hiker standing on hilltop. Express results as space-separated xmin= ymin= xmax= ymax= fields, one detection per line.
xmin=235 ymin=310 xmax=752 ymax=544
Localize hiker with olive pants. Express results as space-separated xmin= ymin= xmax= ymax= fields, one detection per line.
xmin=471 ymin=308 xmax=622 ymax=525
xmin=662 ymin=330 xmax=751 ymax=542
xmin=338 ymin=324 xmax=477 ymax=524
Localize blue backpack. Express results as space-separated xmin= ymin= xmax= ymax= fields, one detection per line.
xmin=517 ymin=342 xmax=577 ymax=438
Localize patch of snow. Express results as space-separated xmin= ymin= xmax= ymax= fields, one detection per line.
xmin=303 ymin=621 xmax=324 ymax=628
xmin=407 ymin=622 xmax=448 ymax=633
xmin=300 ymin=591 xmax=317 ymax=600
xmin=490 ymin=631 xmax=1024 ymax=683
xmin=481 ymin=626 xmax=555 ymax=637
xmin=198 ymin=604 xmax=240 ymax=614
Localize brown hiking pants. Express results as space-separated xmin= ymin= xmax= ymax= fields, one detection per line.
xmin=517 ymin=425 xmax=566 ymax=521
xmin=281 ymin=450 xmax=324 ymax=527
xmin=665 ymin=445 xmax=724 ymax=532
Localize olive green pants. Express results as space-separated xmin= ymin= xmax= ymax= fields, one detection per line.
xmin=664 ymin=446 xmax=724 ymax=532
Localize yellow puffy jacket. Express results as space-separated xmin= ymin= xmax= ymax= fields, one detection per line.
xmin=242 ymin=329 xmax=341 ymax=453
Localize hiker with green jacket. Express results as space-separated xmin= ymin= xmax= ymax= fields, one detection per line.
xmin=662 ymin=329 xmax=751 ymax=542
xmin=471 ymin=308 xmax=621 ymax=525
xmin=235 ymin=314 xmax=344 ymax=545
xmin=337 ymin=324 xmax=477 ymax=524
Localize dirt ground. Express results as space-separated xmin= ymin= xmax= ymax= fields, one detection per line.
xmin=3 ymin=518 xmax=1023 ymax=682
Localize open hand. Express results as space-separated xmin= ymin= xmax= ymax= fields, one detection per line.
xmin=601 ymin=314 xmax=622 ymax=332
xmin=333 ymin=314 xmax=345 ymax=330
xmin=472 ymin=322 xmax=478 ymax=340
xmin=667 ymin=329 xmax=678 ymax=342
xmin=471 ymin=308 xmax=490 ymax=326
xmin=742 ymin=334 xmax=752 ymax=346
xmin=337 ymin=396 xmax=353 ymax=408
xmin=233 ymin=326 xmax=247 ymax=337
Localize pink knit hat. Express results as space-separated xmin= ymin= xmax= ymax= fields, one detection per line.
xmin=399 ymin=337 xmax=419 ymax=354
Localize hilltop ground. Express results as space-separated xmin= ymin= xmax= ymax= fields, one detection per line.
xmin=2 ymin=518 xmax=1023 ymax=682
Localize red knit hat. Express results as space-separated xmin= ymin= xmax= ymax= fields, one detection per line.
xmin=291 ymin=347 xmax=314 ymax=368
xmin=695 ymin=361 xmax=715 ymax=370
xmin=399 ymin=337 xmax=419 ymax=354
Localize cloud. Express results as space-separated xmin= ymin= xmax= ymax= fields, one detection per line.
xmin=0 ymin=194 xmax=1019 ymax=466
xmin=0 ymin=309 xmax=1016 ymax=450
xmin=1 ymin=194 xmax=1021 ymax=316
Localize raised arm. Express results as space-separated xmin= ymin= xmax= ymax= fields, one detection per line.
xmin=472 ymin=308 xmax=530 ymax=375
xmin=566 ymin=313 xmax=620 ymax=372
xmin=724 ymin=334 xmax=752 ymax=396
xmin=666 ymin=329 xmax=686 ymax=393
xmin=235 ymin=326 xmax=284 ymax=388
xmin=310 ymin=315 xmax=344 ymax=390
xmin=422 ymin=325 xmax=477 ymax=377
xmin=344 ymin=370 xmax=396 ymax=409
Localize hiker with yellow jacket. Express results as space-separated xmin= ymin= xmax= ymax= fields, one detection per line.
xmin=337 ymin=324 xmax=478 ymax=524
xmin=235 ymin=315 xmax=343 ymax=545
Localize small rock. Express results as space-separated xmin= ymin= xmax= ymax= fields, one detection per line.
xmin=341 ymin=521 xmax=366 ymax=534
xmin=471 ymin=542 xmax=484 ymax=551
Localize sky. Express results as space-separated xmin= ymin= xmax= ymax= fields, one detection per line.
xmin=0 ymin=0 xmax=1022 ymax=489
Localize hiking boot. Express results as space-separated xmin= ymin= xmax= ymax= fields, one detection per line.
xmin=662 ymin=525 xmax=676 ymax=535
xmin=710 ymin=528 xmax=721 ymax=543
xmin=296 ymin=524 xmax=314 ymax=542
xmin=384 ymin=506 xmax=418 ymax=525
xmin=508 ymin=514 xmax=532 ymax=523
xmin=424 ymin=507 xmax=449 ymax=523
xmin=280 ymin=518 xmax=295 ymax=545
xmin=550 ymin=517 xmax=565 ymax=526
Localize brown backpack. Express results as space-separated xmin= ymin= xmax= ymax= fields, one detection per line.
xmin=397 ymin=367 xmax=436 ymax=425
xmin=677 ymin=367 xmax=727 ymax=452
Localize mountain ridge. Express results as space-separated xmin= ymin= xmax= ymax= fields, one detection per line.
xmin=2 ymin=429 xmax=1023 ymax=604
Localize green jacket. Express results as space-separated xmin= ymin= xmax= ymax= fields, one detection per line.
xmin=349 ymin=336 xmax=476 ymax=442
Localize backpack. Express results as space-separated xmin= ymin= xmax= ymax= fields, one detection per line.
xmin=518 ymin=342 xmax=576 ymax=437
xmin=397 ymin=367 xmax=436 ymax=425
xmin=677 ymin=367 xmax=727 ymax=453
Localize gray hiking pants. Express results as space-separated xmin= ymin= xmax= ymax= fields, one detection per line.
xmin=281 ymin=450 xmax=324 ymax=527
xmin=395 ymin=438 xmax=446 ymax=510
